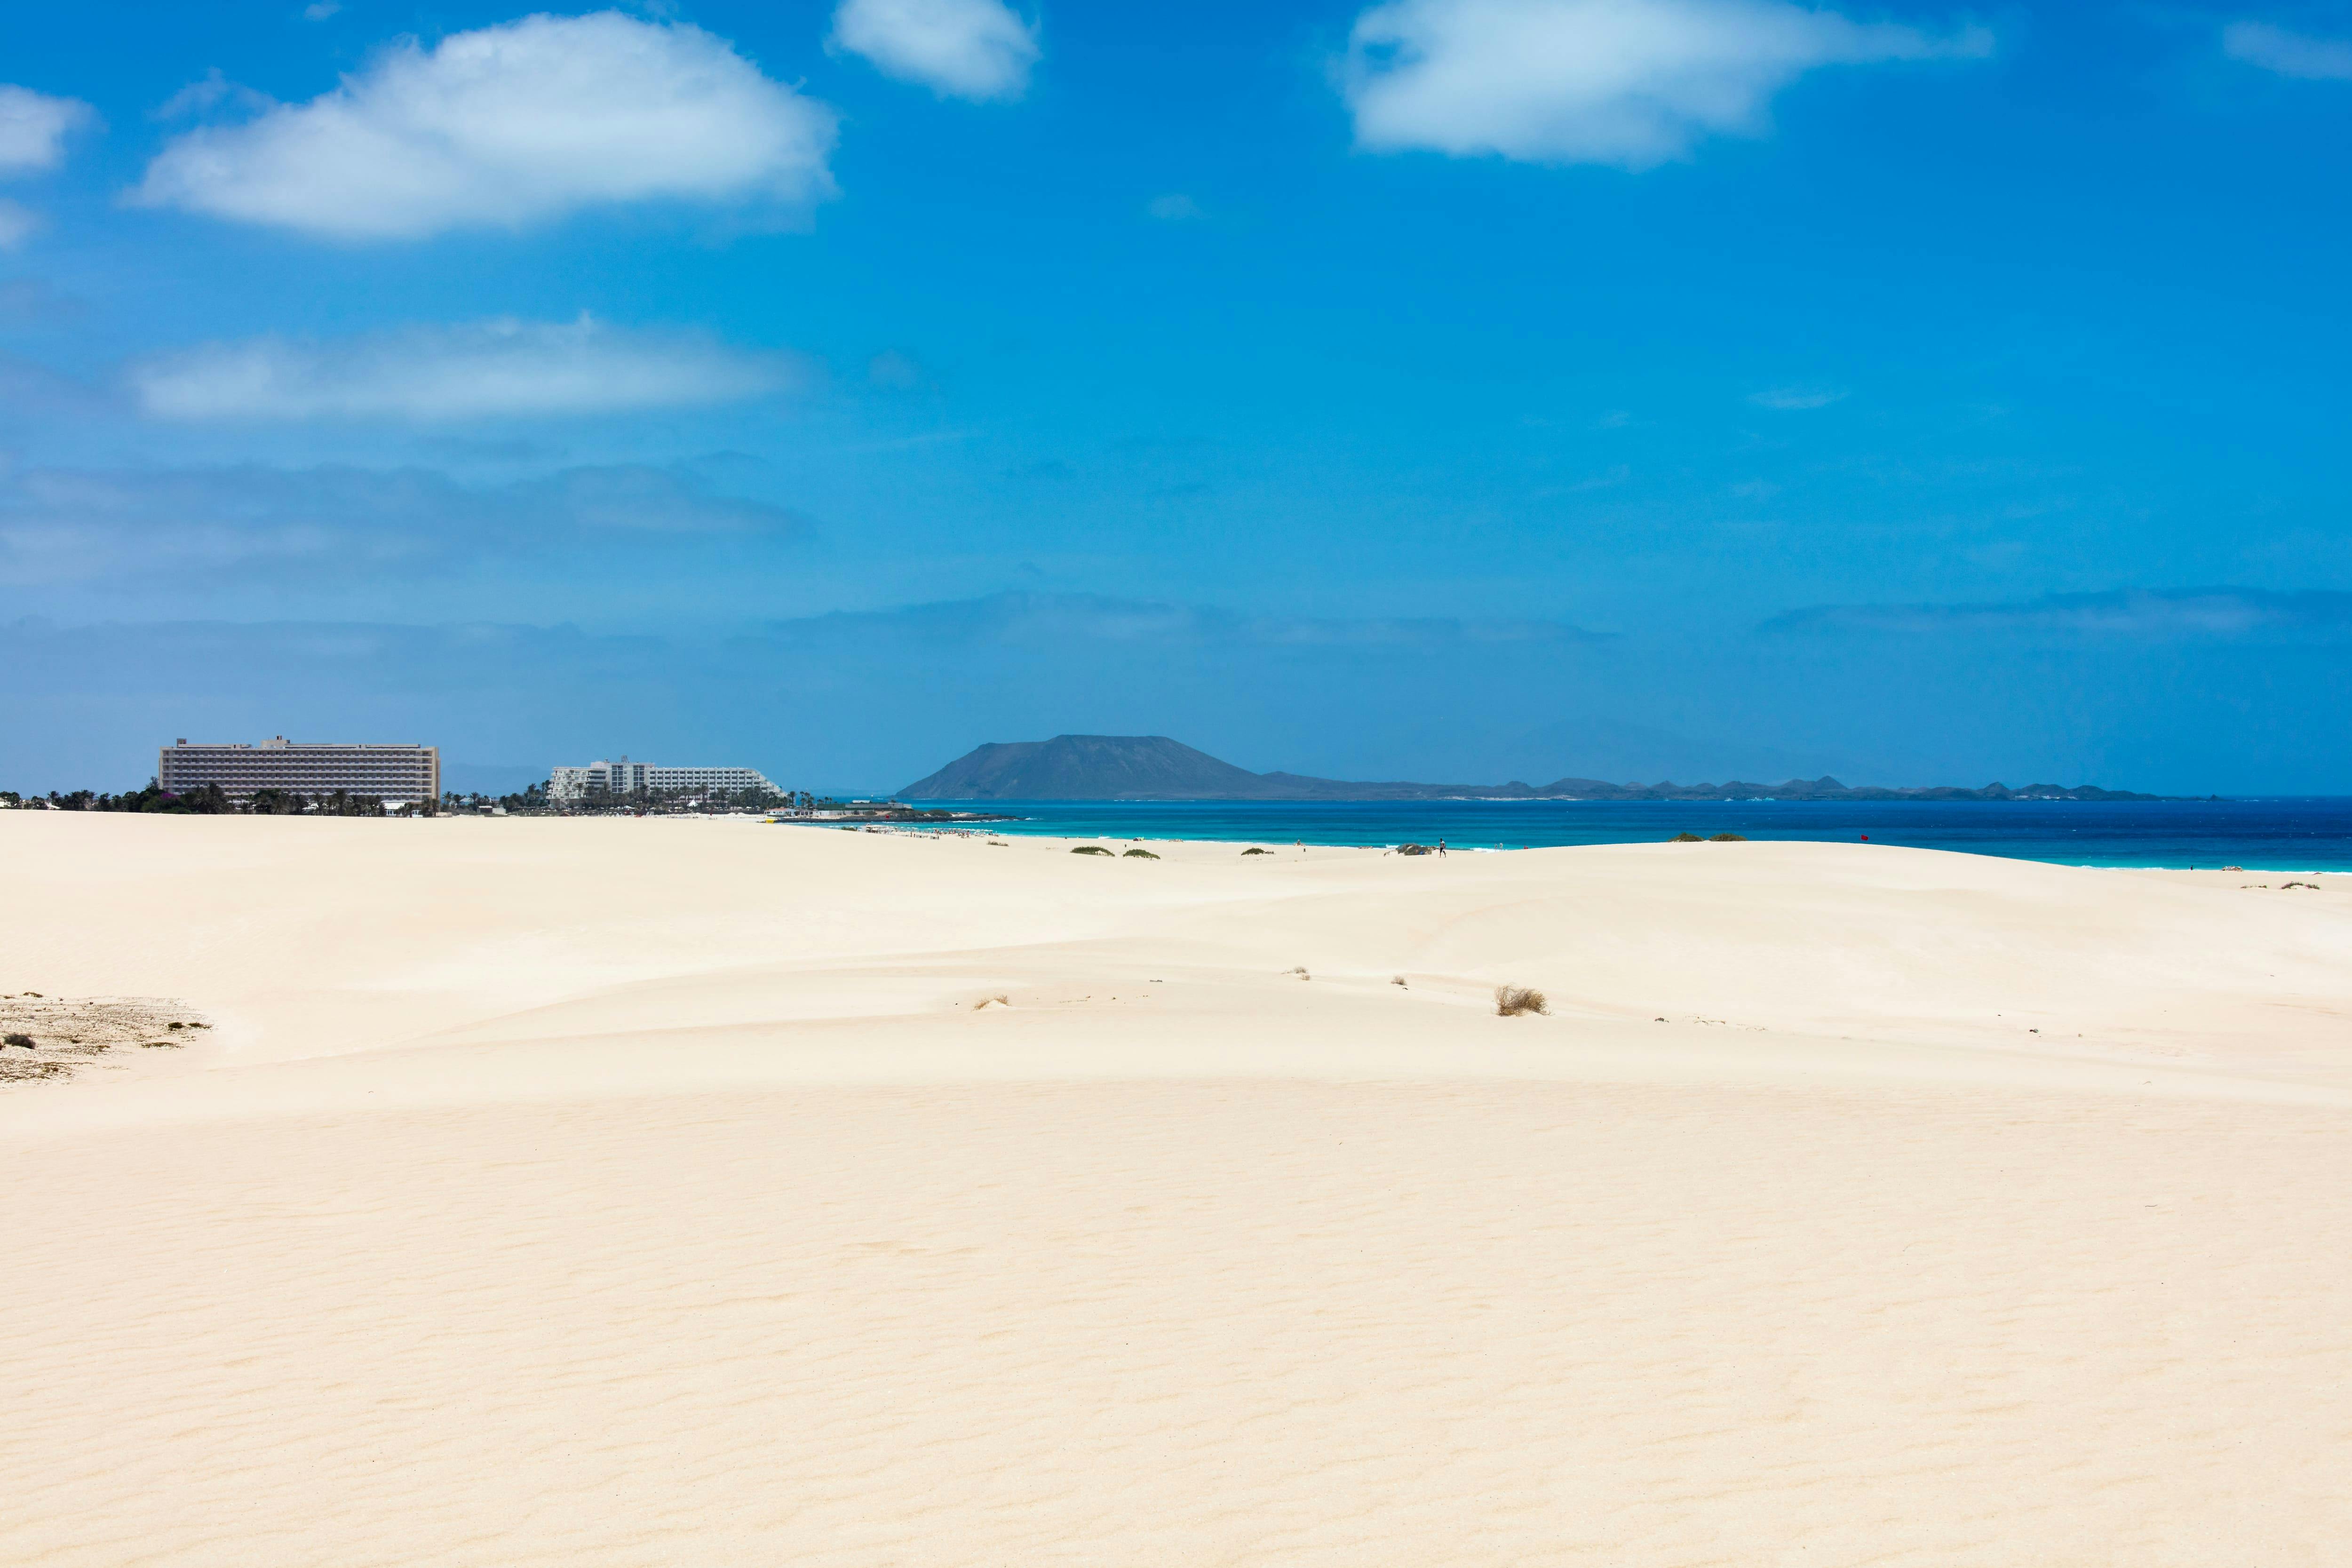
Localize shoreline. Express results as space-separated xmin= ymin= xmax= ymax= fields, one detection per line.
xmin=796 ymin=816 xmax=2352 ymax=875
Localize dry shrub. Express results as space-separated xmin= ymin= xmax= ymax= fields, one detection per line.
xmin=1710 ymin=832 xmax=1747 ymax=842
xmin=1241 ymin=847 xmax=1272 ymax=856
xmin=1494 ymin=985 xmax=1549 ymax=1017
xmin=1669 ymin=832 xmax=1704 ymax=843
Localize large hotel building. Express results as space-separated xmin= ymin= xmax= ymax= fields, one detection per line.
xmin=158 ymin=737 xmax=441 ymax=804
xmin=548 ymin=757 xmax=780 ymax=803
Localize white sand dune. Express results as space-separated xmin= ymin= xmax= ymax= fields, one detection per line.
xmin=4 ymin=813 xmax=2349 ymax=1564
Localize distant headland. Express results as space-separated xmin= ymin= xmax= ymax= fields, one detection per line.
xmin=899 ymin=735 xmax=2166 ymax=804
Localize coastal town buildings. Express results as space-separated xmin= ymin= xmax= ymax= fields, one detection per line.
xmin=158 ymin=737 xmax=441 ymax=804
xmin=547 ymin=757 xmax=781 ymax=804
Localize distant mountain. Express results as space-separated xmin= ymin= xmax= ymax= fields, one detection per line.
xmin=898 ymin=735 xmax=2165 ymax=803
xmin=902 ymin=736 xmax=1269 ymax=800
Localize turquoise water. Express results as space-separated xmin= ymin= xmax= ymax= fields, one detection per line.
xmin=913 ymin=797 xmax=2352 ymax=871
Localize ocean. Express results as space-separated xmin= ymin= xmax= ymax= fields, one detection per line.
xmin=911 ymin=797 xmax=2352 ymax=872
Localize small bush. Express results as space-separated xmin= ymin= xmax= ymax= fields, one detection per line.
xmin=1710 ymin=833 xmax=1747 ymax=842
xmin=1123 ymin=847 xmax=1160 ymax=858
xmin=1494 ymin=985 xmax=1549 ymax=1017
xmin=1670 ymin=832 xmax=1704 ymax=843
xmin=1241 ymin=847 xmax=1272 ymax=856
xmin=1072 ymin=845 xmax=1113 ymax=855
xmin=1391 ymin=975 xmax=1408 ymax=988
xmin=1287 ymin=966 xmax=1310 ymax=980
xmin=3 ymin=1032 xmax=32 ymax=1049
xmin=167 ymin=1021 xmax=185 ymax=1030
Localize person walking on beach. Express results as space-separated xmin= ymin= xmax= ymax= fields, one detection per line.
xmin=1438 ymin=839 xmax=1447 ymax=857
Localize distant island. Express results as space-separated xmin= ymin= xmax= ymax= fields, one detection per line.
xmin=899 ymin=735 xmax=2166 ymax=803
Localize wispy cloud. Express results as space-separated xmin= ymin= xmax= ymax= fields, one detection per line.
xmin=0 ymin=278 xmax=82 ymax=321
xmin=1748 ymin=384 xmax=1845 ymax=410
xmin=152 ymin=68 xmax=275 ymax=122
xmin=0 ymin=349 xmax=105 ymax=413
xmin=131 ymin=13 xmax=838 ymax=239
xmin=1535 ymin=463 xmax=1632 ymax=497
xmin=0 ymin=197 xmax=41 ymax=250
xmin=1761 ymin=588 xmax=2352 ymax=641
xmin=768 ymin=590 xmax=1609 ymax=651
xmin=1340 ymin=0 xmax=1991 ymax=167
xmin=128 ymin=315 xmax=805 ymax=422
xmin=0 ymin=461 xmax=802 ymax=586
xmin=2223 ymin=21 xmax=2352 ymax=80
xmin=831 ymin=0 xmax=1040 ymax=102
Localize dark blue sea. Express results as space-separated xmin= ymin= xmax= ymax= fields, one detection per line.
xmin=916 ymin=797 xmax=2352 ymax=871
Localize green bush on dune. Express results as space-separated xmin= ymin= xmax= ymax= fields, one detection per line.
xmin=1072 ymin=845 xmax=1114 ymax=855
xmin=1123 ymin=848 xmax=1160 ymax=858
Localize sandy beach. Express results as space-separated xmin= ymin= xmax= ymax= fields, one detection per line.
xmin=4 ymin=811 xmax=2349 ymax=1566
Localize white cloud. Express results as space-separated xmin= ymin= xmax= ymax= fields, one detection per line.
xmin=1749 ymin=384 xmax=1845 ymax=409
xmin=2224 ymin=21 xmax=2352 ymax=80
xmin=1147 ymin=193 xmax=1204 ymax=220
xmin=832 ymin=0 xmax=1039 ymax=101
xmin=0 ymin=84 xmax=97 ymax=174
xmin=0 ymin=198 xmax=41 ymax=249
xmin=1342 ymin=0 xmax=1991 ymax=167
xmin=130 ymin=11 xmax=838 ymax=239
xmin=129 ymin=315 xmax=805 ymax=422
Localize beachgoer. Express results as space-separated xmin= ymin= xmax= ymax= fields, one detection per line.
xmin=1438 ymin=838 xmax=1447 ymax=857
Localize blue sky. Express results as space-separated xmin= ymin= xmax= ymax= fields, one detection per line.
xmin=5 ymin=0 xmax=2352 ymax=794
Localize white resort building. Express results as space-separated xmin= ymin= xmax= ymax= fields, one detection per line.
xmin=547 ymin=757 xmax=782 ymax=804
xmin=158 ymin=737 xmax=441 ymax=804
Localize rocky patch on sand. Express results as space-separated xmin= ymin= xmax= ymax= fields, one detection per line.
xmin=0 ymin=993 xmax=209 ymax=1083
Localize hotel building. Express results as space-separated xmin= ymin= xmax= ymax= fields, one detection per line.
xmin=158 ymin=737 xmax=441 ymax=804
xmin=547 ymin=757 xmax=781 ymax=804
